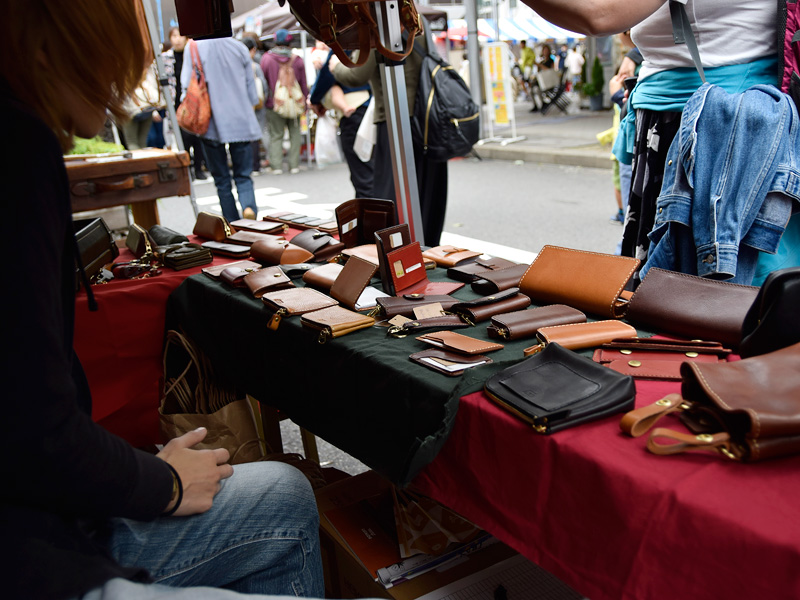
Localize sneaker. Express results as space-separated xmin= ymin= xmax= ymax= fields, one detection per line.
xmin=268 ymin=168 xmax=283 ymax=175
xmin=609 ymin=210 xmax=624 ymax=224
xmin=290 ymin=168 xmax=300 ymax=175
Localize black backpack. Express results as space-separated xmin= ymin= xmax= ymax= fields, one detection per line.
xmin=410 ymin=30 xmax=480 ymax=162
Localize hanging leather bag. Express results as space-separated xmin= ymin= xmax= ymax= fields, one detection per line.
xmin=176 ymin=40 xmax=211 ymax=135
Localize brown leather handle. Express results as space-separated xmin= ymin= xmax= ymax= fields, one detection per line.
xmin=647 ymin=428 xmax=738 ymax=459
xmin=71 ymin=174 xmax=154 ymax=196
xmin=619 ymin=393 xmax=686 ymax=437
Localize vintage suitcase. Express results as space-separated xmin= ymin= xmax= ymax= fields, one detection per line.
xmin=65 ymin=149 xmax=191 ymax=229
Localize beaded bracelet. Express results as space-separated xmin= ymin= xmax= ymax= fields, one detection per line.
xmin=162 ymin=463 xmax=183 ymax=517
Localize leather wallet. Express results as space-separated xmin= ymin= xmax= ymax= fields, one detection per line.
xmin=330 ymin=255 xmax=378 ymax=310
xmin=162 ymin=243 xmax=213 ymax=271
xmin=341 ymin=244 xmax=380 ymax=265
xmin=625 ymin=267 xmax=759 ymax=348
xmin=290 ymin=229 xmax=345 ymax=262
xmin=219 ymin=265 xmax=256 ymax=287
xmin=409 ymin=348 xmax=493 ymax=377
xmin=592 ymin=337 xmax=729 ymax=380
xmin=523 ymin=320 xmax=638 ymax=356
xmin=229 ymin=218 xmax=286 ymax=234
xmin=450 ymin=288 xmax=532 ymax=325
xmin=416 ymin=331 xmax=504 ymax=355
xmin=335 ymin=198 xmax=397 ymax=248
xmin=386 ymin=242 xmax=464 ymax=296
xmin=193 ymin=211 xmax=234 ymax=241
xmin=201 ymin=240 xmax=251 ymax=258
xmin=376 ymin=294 xmax=461 ymax=319
xmin=225 ymin=230 xmax=283 ymax=247
xmin=243 ymin=266 xmax=294 ymax=298
xmin=487 ymin=304 xmax=587 ymax=340
xmin=519 ymin=246 xmax=640 ymax=319
xmin=148 ymin=224 xmax=188 ymax=246
xmin=301 ymin=305 xmax=375 ymax=342
xmin=421 ymin=245 xmax=482 ymax=268
xmin=202 ymin=260 xmax=261 ymax=279
xmin=262 ymin=287 xmax=338 ymax=330
xmin=448 ymin=257 xmax=518 ymax=283
xmin=251 ymin=238 xmax=314 ymax=265
xmin=484 ymin=342 xmax=636 ymax=434
xmin=471 ymin=263 xmax=530 ymax=295
xmin=262 ymin=210 xmax=338 ymax=234
xmin=302 ymin=262 xmax=344 ymax=291
xmin=375 ymin=223 xmax=412 ymax=293
xmin=126 ymin=223 xmax=153 ymax=258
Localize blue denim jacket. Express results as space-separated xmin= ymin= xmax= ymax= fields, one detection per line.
xmin=642 ymin=83 xmax=800 ymax=283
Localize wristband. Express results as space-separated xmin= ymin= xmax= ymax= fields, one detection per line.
xmin=162 ymin=463 xmax=183 ymax=516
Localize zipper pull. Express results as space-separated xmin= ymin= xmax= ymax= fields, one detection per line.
xmin=268 ymin=308 xmax=286 ymax=331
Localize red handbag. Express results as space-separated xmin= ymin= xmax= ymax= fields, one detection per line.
xmin=176 ymin=40 xmax=211 ymax=136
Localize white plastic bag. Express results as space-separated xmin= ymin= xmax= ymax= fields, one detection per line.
xmin=314 ymin=113 xmax=344 ymax=168
xmin=353 ymin=97 xmax=376 ymax=163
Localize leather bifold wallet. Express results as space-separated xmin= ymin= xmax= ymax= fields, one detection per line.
xmin=592 ymin=337 xmax=730 ymax=380
xmin=162 ymin=243 xmax=213 ymax=270
xmin=243 ymin=266 xmax=294 ymax=298
xmin=450 ymin=288 xmax=531 ymax=325
xmin=375 ymin=223 xmax=412 ymax=293
xmin=229 ymin=218 xmax=286 ymax=234
xmin=487 ymin=304 xmax=587 ymax=341
xmin=219 ymin=265 xmax=257 ymax=287
xmin=225 ymin=230 xmax=283 ymax=247
xmin=301 ymin=305 xmax=375 ymax=343
xmin=416 ymin=331 xmax=504 ymax=355
xmin=409 ymin=348 xmax=493 ymax=377
xmin=522 ymin=320 xmax=638 ymax=356
xmin=386 ymin=242 xmax=464 ymax=296
xmin=421 ymin=245 xmax=482 ymax=268
xmin=202 ymin=260 xmax=260 ymax=279
xmin=262 ymin=287 xmax=338 ymax=330
xmin=335 ymin=198 xmax=397 ymax=248
xmin=290 ymin=228 xmax=345 ymax=262
xmin=302 ymin=262 xmax=344 ymax=291
xmin=201 ymin=240 xmax=251 ymax=258
xmin=519 ymin=246 xmax=640 ymax=319
xmin=193 ymin=211 xmax=234 ymax=241
xmin=330 ymin=255 xmax=379 ymax=310
xmin=448 ymin=257 xmax=518 ymax=283
xmin=251 ymin=239 xmax=314 ymax=265
xmin=376 ymin=294 xmax=461 ymax=319
xmin=625 ymin=267 xmax=759 ymax=348
xmin=484 ymin=342 xmax=636 ymax=434
xmin=471 ymin=263 xmax=530 ymax=295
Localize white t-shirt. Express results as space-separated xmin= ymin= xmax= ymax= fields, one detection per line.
xmin=632 ymin=0 xmax=777 ymax=81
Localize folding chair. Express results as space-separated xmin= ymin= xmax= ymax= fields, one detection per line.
xmin=537 ymin=69 xmax=571 ymax=115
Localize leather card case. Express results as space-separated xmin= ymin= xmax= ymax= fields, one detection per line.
xmin=387 ymin=242 xmax=464 ymax=296
xmin=409 ymin=348 xmax=493 ymax=377
xmin=335 ymin=198 xmax=397 ymax=248
xmin=302 ymin=262 xmax=344 ymax=291
xmin=416 ymin=331 xmax=504 ymax=355
xmin=471 ymin=263 xmax=530 ymax=295
xmin=448 ymin=257 xmax=518 ymax=283
xmin=225 ymin=230 xmax=283 ymax=247
xmin=523 ymin=320 xmax=638 ymax=356
xmin=193 ymin=211 xmax=234 ymax=241
xmin=421 ymin=245 xmax=482 ymax=268
xmin=487 ymin=304 xmax=587 ymax=340
xmin=330 ymin=255 xmax=379 ymax=310
xmin=262 ymin=287 xmax=338 ymax=330
xmin=243 ymin=266 xmax=294 ymax=298
xmin=229 ymin=218 xmax=286 ymax=234
xmin=202 ymin=260 xmax=261 ymax=279
xmin=201 ymin=240 xmax=251 ymax=257
xmin=519 ymin=246 xmax=640 ymax=319
xmin=301 ymin=305 xmax=375 ymax=342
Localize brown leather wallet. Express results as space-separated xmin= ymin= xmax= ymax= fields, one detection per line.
xmin=519 ymin=246 xmax=640 ymax=319
xmin=219 ymin=265 xmax=257 ymax=288
xmin=229 ymin=218 xmax=286 ymax=234
xmin=421 ymin=245 xmax=482 ymax=268
xmin=450 ymin=289 xmax=532 ymax=324
xmin=193 ymin=211 xmax=234 ymax=241
xmin=448 ymin=257 xmax=518 ymax=283
xmin=487 ymin=304 xmax=587 ymax=340
xmin=471 ymin=263 xmax=530 ymax=295
xmin=251 ymin=239 xmax=314 ymax=265
xmin=335 ymin=198 xmax=397 ymax=248
xmin=302 ymin=262 xmax=344 ymax=291
xmin=243 ymin=266 xmax=294 ymax=298
xmin=330 ymin=255 xmax=378 ymax=310
xmin=417 ymin=331 xmax=504 ymax=355
xmin=301 ymin=305 xmax=375 ymax=343
xmin=225 ymin=230 xmax=283 ymax=247
xmin=523 ymin=320 xmax=638 ymax=356
xmin=291 ymin=228 xmax=345 ymax=262
xmin=202 ymin=260 xmax=261 ymax=279
xmin=409 ymin=348 xmax=493 ymax=377
xmin=376 ymin=294 xmax=461 ymax=319
xmin=262 ymin=287 xmax=338 ymax=330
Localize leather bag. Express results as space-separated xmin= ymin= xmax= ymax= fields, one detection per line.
xmin=193 ymin=211 xmax=234 ymax=241
xmin=74 ymin=217 xmax=119 ymax=288
xmin=176 ymin=40 xmax=211 ymax=136
xmin=739 ymin=267 xmax=800 ymax=358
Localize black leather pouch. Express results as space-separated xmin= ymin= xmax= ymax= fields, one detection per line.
xmin=126 ymin=223 xmax=153 ymax=258
xmin=162 ymin=243 xmax=213 ymax=270
xmin=148 ymin=224 xmax=189 ymax=246
xmin=484 ymin=342 xmax=635 ymax=433
xmin=74 ymin=217 xmax=119 ymax=288
xmin=739 ymin=267 xmax=800 ymax=358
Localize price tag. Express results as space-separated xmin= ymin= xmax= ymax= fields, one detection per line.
xmin=413 ymin=302 xmax=444 ymax=320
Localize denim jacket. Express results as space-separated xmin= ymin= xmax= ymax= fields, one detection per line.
xmin=642 ymin=83 xmax=800 ymax=283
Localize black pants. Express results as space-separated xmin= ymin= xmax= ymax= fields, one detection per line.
xmin=372 ymin=121 xmax=448 ymax=247
xmin=180 ymin=128 xmax=207 ymax=176
xmin=338 ymin=102 xmax=375 ymax=198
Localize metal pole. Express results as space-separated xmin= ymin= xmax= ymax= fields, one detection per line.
xmin=464 ymin=0 xmax=482 ymax=109
xmin=300 ymin=29 xmax=313 ymax=169
xmin=375 ymin=1 xmax=424 ymax=245
xmin=141 ymin=0 xmax=199 ymax=216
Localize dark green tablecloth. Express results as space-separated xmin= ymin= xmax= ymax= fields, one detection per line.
xmin=166 ymin=269 xmax=547 ymax=486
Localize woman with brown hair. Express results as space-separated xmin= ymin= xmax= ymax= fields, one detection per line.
xmin=0 ymin=2 xmax=323 ymax=598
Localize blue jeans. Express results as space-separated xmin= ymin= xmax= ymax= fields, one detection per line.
xmin=202 ymin=140 xmax=257 ymax=223
xmin=82 ymin=462 xmax=324 ymax=599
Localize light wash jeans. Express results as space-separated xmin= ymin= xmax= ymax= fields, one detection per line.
xmin=202 ymin=140 xmax=258 ymax=223
xmin=79 ymin=462 xmax=324 ymax=599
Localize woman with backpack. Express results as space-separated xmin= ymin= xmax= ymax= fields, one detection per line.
xmin=260 ymin=29 xmax=309 ymax=175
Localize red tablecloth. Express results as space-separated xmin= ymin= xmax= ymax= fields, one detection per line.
xmin=412 ymin=379 xmax=800 ymax=600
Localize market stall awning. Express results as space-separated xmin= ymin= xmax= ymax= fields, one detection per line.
xmin=516 ymin=14 xmax=585 ymax=42
xmin=485 ymin=17 xmax=533 ymax=42
xmin=446 ymin=18 xmax=493 ymax=42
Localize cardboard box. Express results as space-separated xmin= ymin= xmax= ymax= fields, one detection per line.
xmin=315 ymin=471 xmax=519 ymax=600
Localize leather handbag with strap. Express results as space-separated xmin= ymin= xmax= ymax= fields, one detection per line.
xmin=176 ymin=40 xmax=211 ymax=136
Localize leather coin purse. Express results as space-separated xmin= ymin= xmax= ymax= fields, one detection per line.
xmin=251 ymin=238 xmax=314 ymax=265
xmin=301 ymin=305 xmax=375 ymax=343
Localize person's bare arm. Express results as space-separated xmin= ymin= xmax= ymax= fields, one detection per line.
xmin=519 ymin=0 xmax=668 ymax=36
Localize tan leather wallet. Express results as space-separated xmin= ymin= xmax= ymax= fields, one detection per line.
xmin=251 ymin=238 xmax=314 ymax=265
xmin=243 ymin=266 xmax=294 ymax=298
xmin=261 ymin=287 xmax=338 ymax=330
xmin=330 ymin=255 xmax=378 ymax=310
xmin=421 ymin=245 xmax=482 ymax=268
xmin=416 ymin=331 xmax=504 ymax=355
xmin=519 ymin=245 xmax=640 ymax=319
xmin=301 ymin=305 xmax=375 ymax=343
xmin=302 ymin=262 xmax=344 ymax=291
xmin=522 ymin=320 xmax=637 ymax=356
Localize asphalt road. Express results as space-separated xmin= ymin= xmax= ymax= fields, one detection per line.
xmin=154 ymin=156 xmax=622 ymax=474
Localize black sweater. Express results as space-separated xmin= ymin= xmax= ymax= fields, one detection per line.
xmin=1 ymin=85 xmax=174 ymax=599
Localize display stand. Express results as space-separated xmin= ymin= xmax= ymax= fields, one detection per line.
xmin=478 ymin=42 xmax=525 ymax=147
xmin=374 ymin=2 xmax=425 ymax=246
